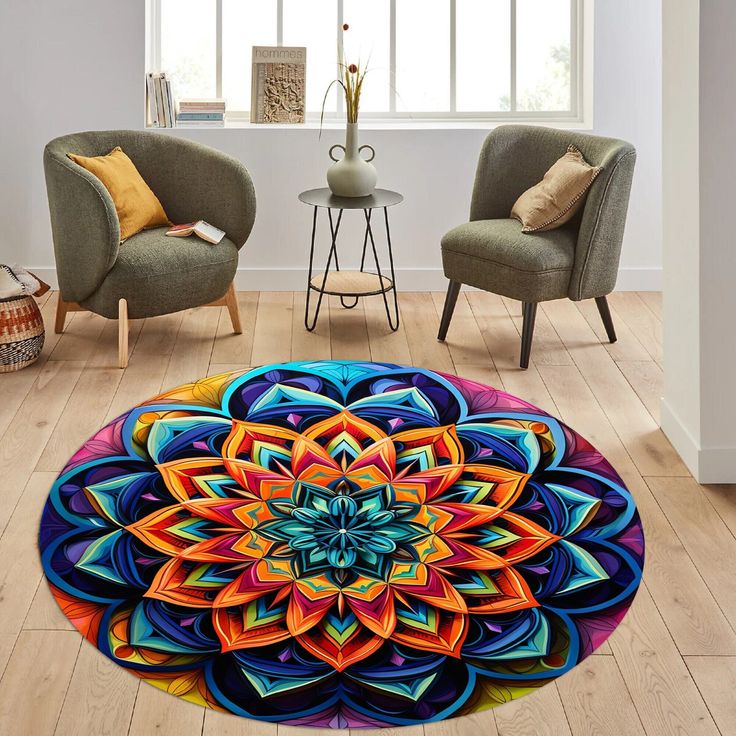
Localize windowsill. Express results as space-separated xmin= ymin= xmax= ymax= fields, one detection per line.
xmin=156 ymin=117 xmax=593 ymax=132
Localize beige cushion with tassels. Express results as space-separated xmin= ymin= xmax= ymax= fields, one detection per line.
xmin=511 ymin=145 xmax=602 ymax=233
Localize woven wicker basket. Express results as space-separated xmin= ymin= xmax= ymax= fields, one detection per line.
xmin=0 ymin=294 xmax=45 ymax=372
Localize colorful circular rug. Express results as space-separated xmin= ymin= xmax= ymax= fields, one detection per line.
xmin=39 ymin=361 xmax=644 ymax=728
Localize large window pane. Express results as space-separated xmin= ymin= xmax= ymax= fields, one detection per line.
xmin=456 ymin=0 xmax=510 ymax=112
xmin=223 ymin=0 xmax=277 ymax=112
xmin=161 ymin=0 xmax=216 ymax=100
xmin=396 ymin=0 xmax=450 ymax=112
xmin=283 ymin=0 xmax=338 ymax=113
xmin=516 ymin=0 xmax=572 ymax=112
xmin=343 ymin=0 xmax=390 ymax=113
xmin=155 ymin=0 xmax=582 ymax=120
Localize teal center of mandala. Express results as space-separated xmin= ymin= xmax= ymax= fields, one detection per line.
xmin=261 ymin=482 xmax=422 ymax=571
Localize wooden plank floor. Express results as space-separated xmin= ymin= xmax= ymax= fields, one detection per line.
xmin=1 ymin=290 xmax=734 ymax=736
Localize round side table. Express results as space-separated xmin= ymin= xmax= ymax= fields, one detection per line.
xmin=298 ymin=188 xmax=403 ymax=332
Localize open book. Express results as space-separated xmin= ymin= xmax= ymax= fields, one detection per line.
xmin=166 ymin=221 xmax=226 ymax=245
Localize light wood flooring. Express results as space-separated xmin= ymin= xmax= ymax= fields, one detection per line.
xmin=1 ymin=289 xmax=735 ymax=736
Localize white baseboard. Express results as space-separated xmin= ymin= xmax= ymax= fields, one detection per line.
xmin=231 ymin=266 xmax=663 ymax=292
xmin=661 ymin=398 xmax=736 ymax=483
xmin=660 ymin=400 xmax=701 ymax=477
xmin=29 ymin=266 xmax=662 ymax=292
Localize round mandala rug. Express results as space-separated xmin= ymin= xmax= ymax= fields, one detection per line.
xmin=39 ymin=361 xmax=644 ymax=728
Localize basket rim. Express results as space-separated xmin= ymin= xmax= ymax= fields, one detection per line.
xmin=0 ymin=293 xmax=37 ymax=305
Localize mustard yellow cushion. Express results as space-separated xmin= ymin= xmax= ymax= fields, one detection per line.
xmin=67 ymin=147 xmax=170 ymax=241
xmin=511 ymin=145 xmax=602 ymax=233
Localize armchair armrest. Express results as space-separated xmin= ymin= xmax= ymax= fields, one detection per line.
xmin=569 ymin=145 xmax=636 ymax=301
xmin=43 ymin=141 xmax=120 ymax=303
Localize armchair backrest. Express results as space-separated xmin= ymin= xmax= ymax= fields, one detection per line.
xmin=44 ymin=131 xmax=256 ymax=303
xmin=470 ymin=125 xmax=636 ymax=300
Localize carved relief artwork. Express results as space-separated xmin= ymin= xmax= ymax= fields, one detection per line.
xmin=262 ymin=63 xmax=305 ymax=123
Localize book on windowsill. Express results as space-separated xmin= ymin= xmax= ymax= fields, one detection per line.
xmin=250 ymin=46 xmax=306 ymax=124
xmin=177 ymin=112 xmax=225 ymax=120
xmin=146 ymin=72 xmax=175 ymax=128
xmin=176 ymin=119 xmax=225 ymax=128
xmin=178 ymin=98 xmax=226 ymax=112
xmin=166 ymin=221 xmax=226 ymax=245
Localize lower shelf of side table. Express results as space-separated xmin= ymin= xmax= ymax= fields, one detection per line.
xmin=309 ymin=271 xmax=393 ymax=296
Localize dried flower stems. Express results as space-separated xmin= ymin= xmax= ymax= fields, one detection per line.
xmin=320 ymin=22 xmax=369 ymax=132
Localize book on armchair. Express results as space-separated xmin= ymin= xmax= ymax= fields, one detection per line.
xmin=166 ymin=221 xmax=226 ymax=245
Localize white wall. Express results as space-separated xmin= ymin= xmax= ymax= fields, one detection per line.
xmin=662 ymin=0 xmax=736 ymax=482
xmin=661 ymin=0 xmax=701 ymax=466
xmin=0 ymin=0 xmax=662 ymax=291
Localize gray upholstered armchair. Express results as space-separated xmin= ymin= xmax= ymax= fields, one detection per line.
xmin=44 ymin=130 xmax=256 ymax=367
xmin=438 ymin=125 xmax=636 ymax=368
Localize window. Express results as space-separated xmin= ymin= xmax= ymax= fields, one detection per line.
xmin=149 ymin=0 xmax=588 ymax=122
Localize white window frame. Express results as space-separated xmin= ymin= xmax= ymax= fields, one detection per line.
xmin=146 ymin=0 xmax=593 ymax=126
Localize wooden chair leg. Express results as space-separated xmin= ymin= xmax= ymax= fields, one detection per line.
xmin=520 ymin=302 xmax=538 ymax=369
xmin=225 ymin=282 xmax=242 ymax=334
xmin=118 ymin=298 xmax=129 ymax=369
xmin=54 ymin=297 xmax=69 ymax=334
xmin=437 ymin=280 xmax=461 ymax=341
xmin=595 ymin=295 xmax=617 ymax=343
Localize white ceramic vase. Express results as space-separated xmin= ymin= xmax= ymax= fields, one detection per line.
xmin=326 ymin=122 xmax=377 ymax=197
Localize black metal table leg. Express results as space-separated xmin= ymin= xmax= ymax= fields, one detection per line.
xmin=359 ymin=210 xmax=372 ymax=272
xmin=383 ymin=207 xmax=400 ymax=330
xmin=303 ymin=206 xmax=319 ymax=330
xmin=304 ymin=207 xmax=343 ymax=331
xmin=340 ymin=296 xmax=360 ymax=309
xmin=328 ymin=208 xmax=342 ymax=272
xmin=362 ymin=208 xmax=400 ymax=331
xmin=339 ymin=211 xmax=371 ymax=310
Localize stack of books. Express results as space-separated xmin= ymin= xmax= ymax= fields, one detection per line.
xmin=146 ymin=72 xmax=175 ymax=128
xmin=176 ymin=99 xmax=226 ymax=127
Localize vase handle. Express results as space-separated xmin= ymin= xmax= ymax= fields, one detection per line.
xmin=329 ymin=144 xmax=346 ymax=162
xmin=359 ymin=144 xmax=376 ymax=163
